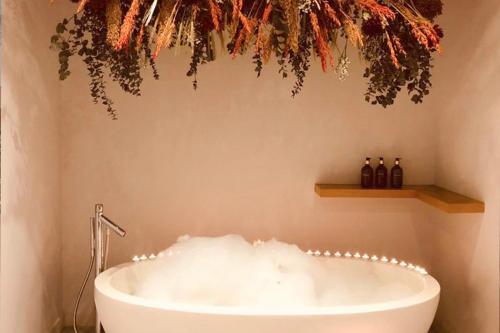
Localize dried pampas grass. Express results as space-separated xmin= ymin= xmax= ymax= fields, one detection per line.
xmin=106 ymin=0 xmax=122 ymax=46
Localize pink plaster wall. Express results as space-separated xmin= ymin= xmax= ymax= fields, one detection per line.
xmin=1 ymin=1 xmax=62 ymax=333
xmin=426 ymin=1 xmax=500 ymax=332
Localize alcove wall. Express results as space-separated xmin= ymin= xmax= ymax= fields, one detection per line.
xmin=1 ymin=2 xmax=63 ymax=333
xmin=425 ymin=1 xmax=500 ymax=331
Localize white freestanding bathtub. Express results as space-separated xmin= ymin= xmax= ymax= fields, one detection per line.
xmin=95 ymin=254 xmax=439 ymax=333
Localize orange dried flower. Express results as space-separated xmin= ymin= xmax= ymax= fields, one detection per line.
xmin=229 ymin=0 xmax=244 ymax=38
xmin=232 ymin=0 xmax=241 ymax=21
xmin=136 ymin=25 xmax=145 ymax=51
xmin=385 ymin=32 xmax=399 ymax=68
xmin=115 ymin=0 xmax=140 ymax=51
xmin=239 ymin=12 xmax=253 ymax=34
xmin=323 ymin=1 xmax=341 ymax=27
xmin=244 ymin=18 xmax=257 ymax=47
xmin=358 ymin=0 xmax=395 ymax=22
xmin=309 ymin=12 xmax=332 ymax=72
xmin=208 ymin=0 xmax=222 ymax=31
xmin=420 ymin=22 xmax=441 ymax=52
xmin=391 ymin=35 xmax=406 ymax=56
xmin=410 ymin=22 xmax=441 ymax=52
xmin=255 ymin=2 xmax=273 ymax=52
xmin=232 ymin=28 xmax=246 ymax=58
xmin=262 ymin=2 xmax=273 ymax=23
xmin=410 ymin=22 xmax=428 ymax=49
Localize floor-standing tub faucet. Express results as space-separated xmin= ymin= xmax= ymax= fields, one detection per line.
xmin=94 ymin=204 xmax=126 ymax=333
xmin=94 ymin=204 xmax=126 ymax=277
xmin=73 ymin=204 xmax=126 ymax=333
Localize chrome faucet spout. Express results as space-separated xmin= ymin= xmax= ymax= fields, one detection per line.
xmin=99 ymin=214 xmax=126 ymax=237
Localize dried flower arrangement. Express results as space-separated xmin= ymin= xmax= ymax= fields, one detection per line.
xmin=51 ymin=0 xmax=443 ymax=118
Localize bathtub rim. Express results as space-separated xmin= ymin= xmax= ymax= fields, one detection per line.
xmin=95 ymin=262 xmax=440 ymax=316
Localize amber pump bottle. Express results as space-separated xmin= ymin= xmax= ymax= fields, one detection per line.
xmin=375 ymin=157 xmax=388 ymax=188
xmin=360 ymin=157 xmax=374 ymax=188
xmin=390 ymin=158 xmax=403 ymax=188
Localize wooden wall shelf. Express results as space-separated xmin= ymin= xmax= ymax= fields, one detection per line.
xmin=315 ymin=184 xmax=485 ymax=214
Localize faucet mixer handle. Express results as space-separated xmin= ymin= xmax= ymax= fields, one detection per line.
xmin=95 ymin=203 xmax=104 ymax=214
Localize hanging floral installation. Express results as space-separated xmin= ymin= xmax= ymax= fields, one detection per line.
xmin=51 ymin=0 xmax=443 ymax=118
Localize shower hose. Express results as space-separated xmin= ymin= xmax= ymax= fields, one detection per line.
xmin=73 ymin=219 xmax=110 ymax=333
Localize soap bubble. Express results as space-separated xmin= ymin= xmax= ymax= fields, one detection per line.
xmin=133 ymin=235 xmax=420 ymax=308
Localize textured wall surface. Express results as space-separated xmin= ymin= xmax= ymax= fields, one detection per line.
xmin=428 ymin=1 xmax=500 ymax=332
xmin=0 ymin=1 xmax=62 ymax=333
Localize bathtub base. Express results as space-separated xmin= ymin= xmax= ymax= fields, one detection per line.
xmin=96 ymin=290 xmax=438 ymax=333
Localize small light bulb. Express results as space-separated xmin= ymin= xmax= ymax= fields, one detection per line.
xmin=354 ymin=252 xmax=361 ymax=259
xmin=408 ymin=264 xmax=415 ymax=270
xmin=400 ymin=261 xmax=407 ymax=267
xmin=253 ymin=239 xmax=263 ymax=246
xmin=324 ymin=251 xmax=331 ymax=257
xmin=307 ymin=250 xmax=313 ymax=255
xmin=132 ymin=255 xmax=140 ymax=262
xmin=381 ymin=256 xmax=388 ymax=263
xmin=344 ymin=252 xmax=352 ymax=258
xmin=140 ymin=255 xmax=147 ymax=261
xmin=371 ymin=255 xmax=379 ymax=261
xmin=149 ymin=254 xmax=156 ymax=260
xmin=420 ymin=269 xmax=428 ymax=275
xmin=334 ymin=251 xmax=342 ymax=257
xmin=390 ymin=258 xmax=398 ymax=264
xmin=157 ymin=252 xmax=164 ymax=258
xmin=362 ymin=254 xmax=370 ymax=260
xmin=314 ymin=250 xmax=321 ymax=256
